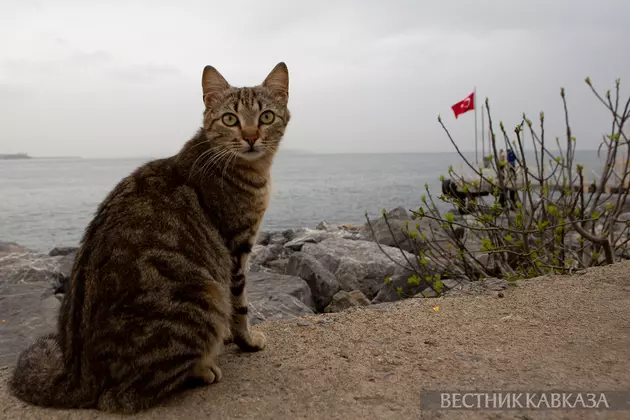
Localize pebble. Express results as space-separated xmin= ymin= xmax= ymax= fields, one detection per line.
xmin=297 ymin=321 xmax=312 ymax=327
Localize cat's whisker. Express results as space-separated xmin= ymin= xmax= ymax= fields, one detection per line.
xmin=199 ymin=148 xmax=231 ymax=180
xmin=191 ymin=144 xmax=231 ymax=180
xmin=219 ymin=150 xmax=238 ymax=192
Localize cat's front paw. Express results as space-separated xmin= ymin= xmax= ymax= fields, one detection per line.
xmin=193 ymin=356 xmax=223 ymax=384
xmin=234 ymin=330 xmax=266 ymax=352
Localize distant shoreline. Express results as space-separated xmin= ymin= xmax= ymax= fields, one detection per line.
xmin=0 ymin=155 xmax=82 ymax=160
xmin=0 ymin=153 xmax=31 ymax=160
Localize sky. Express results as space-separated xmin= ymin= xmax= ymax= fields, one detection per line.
xmin=0 ymin=0 xmax=628 ymax=158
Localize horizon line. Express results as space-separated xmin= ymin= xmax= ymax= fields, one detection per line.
xmin=12 ymin=148 xmax=605 ymax=160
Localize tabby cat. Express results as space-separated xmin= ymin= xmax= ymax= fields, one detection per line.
xmin=10 ymin=62 xmax=290 ymax=413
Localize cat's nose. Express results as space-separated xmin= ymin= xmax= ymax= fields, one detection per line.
xmin=242 ymin=127 xmax=260 ymax=145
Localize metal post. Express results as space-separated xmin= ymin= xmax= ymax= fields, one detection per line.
xmin=474 ymin=86 xmax=478 ymax=165
xmin=481 ymin=105 xmax=485 ymax=166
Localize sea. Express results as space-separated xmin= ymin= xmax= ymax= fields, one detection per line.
xmin=0 ymin=151 xmax=606 ymax=253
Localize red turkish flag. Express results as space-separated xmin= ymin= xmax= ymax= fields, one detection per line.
xmin=451 ymin=92 xmax=475 ymax=119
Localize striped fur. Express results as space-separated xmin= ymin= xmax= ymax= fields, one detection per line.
xmin=9 ymin=63 xmax=290 ymax=413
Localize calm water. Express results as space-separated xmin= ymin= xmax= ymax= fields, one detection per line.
xmin=0 ymin=151 xmax=604 ymax=252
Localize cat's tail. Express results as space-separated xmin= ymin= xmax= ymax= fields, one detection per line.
xmin=9 ymin=333 xmax=90 ymax=409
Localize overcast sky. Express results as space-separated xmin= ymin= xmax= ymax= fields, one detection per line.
xmin=1 ymin=0 xmax=628 ymax=158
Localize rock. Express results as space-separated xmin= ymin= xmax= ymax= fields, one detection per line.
xmin=48 ymin=246 xmax=78 ymax=257
xmin=267 ymin=258 xmax=289 ymax=274
xmin=286 ymin=252 xmax=340 ymax=311
xmin=0 ymin=251 xmax=66 ymax=286
xmin=248 ymin=264 xmax=271 ymax=273
xmin=256 ymin=231 xmax=272 ymax=245
xmin=371 ymin=271 xmax=429 ymax=303
xmin=284 ymin=229 xmax=336 ymax=251
xmin=416 ymin=288 xmax=439 ymax=298
xmin=0 ymin=241 xmax=31 ymax=254
xmin=301 ymin=237 xmax=414 ymax=299
xmin=249 ymin=245 xmax=276 ymax=266
xmin=0 ymin=281 xmax=57 ymax=366
xmin=247 ymin=293 xmax=314 ymax=324
xmin=324 ymin=290 xmax=370 ymax=313
xmin=361 ymin=206 xmax=451 ymax=253
xmin=316 ymin=220 xmax=334 ymax=231
xmin=247 ymin=271 xmax=314 ymax=310
xmin=55 ymin=251 xmax=77 ymax=293
xmin=281 ymin=229 xmax=299 ymax=242
xmin=282 ymin=226 xmax=360 ymax=252
xmin=386 ymin=206 xmax=411 ymax=220
xmin=40 ymin=295 xmax=62 ymax=328
xmin=442 ymin=278 xmax=469 ymax=290
xmin=360 ymin=206 xmax=465 ymax=253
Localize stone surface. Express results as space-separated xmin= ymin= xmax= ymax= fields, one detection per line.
xmin=247 ymin=293 xmax=315 ymax=325
xmin=48 ymin=246 xmax=79 ymax=257
xmin=0 ymin=250 xmax=65 ymax=287
xmin=0 ymin=281 xmax=57 ymax=366
xmin=246 ymin=271 xmax=315 ymax=324
xmin=0 ymin=241 xmax=31 ymax=254
xmin=371 ymin=270 xmax=429 ymax=303
xmin=361 ymin=206 xmax=452 ymax=253
xmin=324 ymin=290 xmax=370 ymax=313
xmin=301 ymin=237 xmax=414 ymax=299
xmin=283 ymin=229 xmax=339 ymax=251
xmin=285 ymin=252 xmax=340 ymax=311
xmin=266 ymin=258 xmax=289 ymax=274
xmin=257 ymin=229 xmax=297 ymax=247
xmin=249 ymin=245 xmax=276 ymax=266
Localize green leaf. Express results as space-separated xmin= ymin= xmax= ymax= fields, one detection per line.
xmin=407 ymin=275 xmax=421 ymax=286
xmin=435 ymin=280 xmax=444 ymax=293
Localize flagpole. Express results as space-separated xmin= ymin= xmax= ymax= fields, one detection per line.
xmin=481 ymin=105 xmax=485 ymax=166
xmin=474 ymin=86 xmax=478 ymax=165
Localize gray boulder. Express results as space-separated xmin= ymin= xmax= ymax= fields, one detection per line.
xmin=48 ymin=246 xmax=79 ymax=257
xmin=0 ymin=250 xmax=66 ymax=288
xmin=0 ymin=281 xmax=58 ymax=366
xmin=360 ymin=206 xmax=455 ymax=253
xmin=267 ymin=258 xmax=289 ymax=274
xmin=0 ymin=240 xmax=31 ymax=254
xmin=283 ymin=229 xmax=338 ymax=251
xmin=249 ymin=245 xmax=276 ymax=266
xmin=246 ymin=271 xmax=315 ymax=323
xmin=282 ymin=225 xmax=362 ymax=252
xmin=256 ymin=229 xmax=298 ymax=247
xmin=247 ymin=293 xmax=314 ymax=324
xmin=372 ymin=270 xmax=429 ymax=303
xmin=247 ymin=271 xmax=314 ymax=310
xmin=301 ymin=237 xmax=414 ymax=299
xmin=324 ymin=290 xmax=370 ymax=313
xmin=285 ymin=252 xmax=340 ymax=311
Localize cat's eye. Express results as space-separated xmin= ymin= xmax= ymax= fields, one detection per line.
xmin=259 ymin=110 xmax=275 ymax=125
xmin=222 ymin=113 xmax=239 ymax=127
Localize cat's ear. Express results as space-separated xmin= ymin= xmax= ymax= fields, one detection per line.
xmin=262 ymin=62 xmax=289 ymax=104
xmin=202 ymin=65 xmax=230 ymax=107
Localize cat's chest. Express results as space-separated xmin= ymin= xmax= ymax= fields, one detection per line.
xmin=223 ymin=185 xmax=271 ymax=247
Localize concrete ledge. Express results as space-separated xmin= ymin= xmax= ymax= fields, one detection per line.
xmin=2 ymin=262 xmax=630 ymax=419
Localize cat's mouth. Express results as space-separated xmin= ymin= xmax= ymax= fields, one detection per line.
xmin=239 ymin=148 xmax=264 ymax=161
